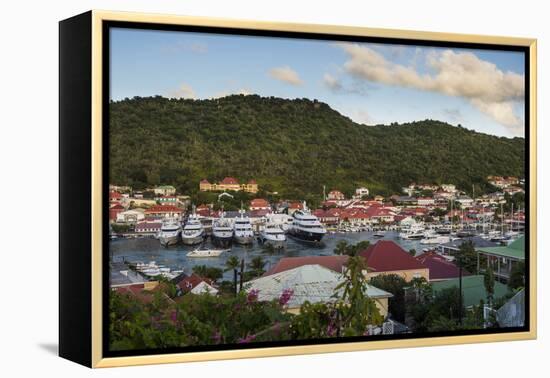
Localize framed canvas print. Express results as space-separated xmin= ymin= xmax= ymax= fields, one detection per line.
xmin=59 ymin=10 xmax=537 ymax=368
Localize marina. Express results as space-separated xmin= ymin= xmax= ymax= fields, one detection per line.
xmin=112 ymin=229 xmax=440 ymax=281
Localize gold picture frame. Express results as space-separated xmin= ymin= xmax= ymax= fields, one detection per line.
xmin=59 ymin=10 xmax=537 ymax=368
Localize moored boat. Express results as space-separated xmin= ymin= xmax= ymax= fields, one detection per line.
xmin=288 ymin=202 xmax=326 ymax=242
xmin=159 ymin=218 xmax=182 ymax=246
xmin=186 ymin=248 xmax=228 ymax=258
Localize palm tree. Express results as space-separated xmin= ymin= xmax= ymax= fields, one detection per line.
xmin=247 ymin=256 xmax=266 ymax=277
xmin=224 ymin=256 xmax=240 ymax=272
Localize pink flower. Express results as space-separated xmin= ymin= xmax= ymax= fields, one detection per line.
xmin=278 ymin=288 xmax=294 ymax=306
xmin=247 ymin=289 xmax=259 ymax=303
xmin=237 ymin=334 xmax=256 ymax=344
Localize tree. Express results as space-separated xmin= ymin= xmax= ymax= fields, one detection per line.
xmin=508 ymin=261 xmax=525 ymax=290
xmin=333 ymin=240 xmax=370 ymax=256
xmin=247 ymin=256 xmax=266 ymax=278
xmin=483 ymin=266 xmax=495 ymax=307
xmin=369 ymin=274 xmax=407 ymax=322
xmin=192 ymin=265 xmax=223 ymax=282
xmin=224 ymin=256 xmax=241 ymax=295
xmin=455 ymin=240 xmax=477 ymax=274
xmin=409 ymin=248 xmax=416 ymax=256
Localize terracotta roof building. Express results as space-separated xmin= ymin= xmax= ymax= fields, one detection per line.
xmin=358 ymin=240 xmax=429 ymax=281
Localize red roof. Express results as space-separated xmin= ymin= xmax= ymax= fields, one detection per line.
xmin=263 ymin=255 xmax=349 ymax=276
xmin=200 ymin=179 xmax=210 ymax=184
xmin=145 ymin=205 xmax=183 ymax=213
xmin=109 ymin=191 xmax=122 ymax=199
xmin=358 ymin=240 xmax=426 ymax=272
xmin=415 ymin=251 xmax=469 ymax=280
xmin=250 ymin=198 xmax=270 ymax=208
xmin=312 ymin=209 xmax=325 ymax=217
xmin=110 ymin=203 xmax=125 ymax=210
xmin=221 ymin=177 xmax=239 ymax=185
xmin=247 ymin=179 xmax=257 ymax=184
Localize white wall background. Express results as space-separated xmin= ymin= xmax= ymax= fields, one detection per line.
xmin=0 ymin=0 xmax=547 ymax=376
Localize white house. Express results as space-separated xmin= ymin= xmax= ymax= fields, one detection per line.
xmin=116 ymin=209 xmax=146 ymax=223
xmin=353 ymin=187 xmax=370 ymax=199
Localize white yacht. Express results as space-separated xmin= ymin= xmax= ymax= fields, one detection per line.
xmin=233 ymin=210 xmax=254 ymax=245
xmin=420 ymin=231 xmax=450 ymax=245
xmin=259 ymin=223 xmax=286 ymax=248
xmin=288 ymin=202 xmax=326 ymax=242
xmin=186 ymin=248 xmax=228 ymax=258
xmin=373 ymin=230 xmax=386 ymax=238
xmin=181 ymin=211 xmax=205 ymax=245
xmin=212 ymin=212 xmax=233 ymax=247
xmin=399 ymin=224 xmax=425 ymax=240
xmin=159 ymin=218 xmax=182 ymax=246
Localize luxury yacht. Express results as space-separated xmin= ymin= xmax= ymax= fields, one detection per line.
xmin=233 ymin=210 xmax=254 ymax=245
xmin=181 ymin=211 xmax=206 ymax=245
xmin=259 ymin=223 xmax=286 ymax=248
xmin=288 ymin=202 xmax=326 ymax=242
xmin=212 ymin=212 xmax=233 ymax=247
xmin=159 ymin=218 xmax=182 ymax=247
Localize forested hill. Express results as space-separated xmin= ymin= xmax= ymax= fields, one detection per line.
xmin=109 ymin=95 xmax=525 ymax=199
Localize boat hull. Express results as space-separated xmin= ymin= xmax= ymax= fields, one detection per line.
xmin=212 ymin=235 xmax=233 ymax=247
xmin=160 ymin=234 xmax=180 ymax=246
xmin=259 ymin=237 xmax=286 ymax=248
xmin=181 ymin=235 xmax=204 ymax=245
xmin=289 ymin=229 xmax=324 ymax=242
xmin=234 ymin=235 xmax=254 ymax=245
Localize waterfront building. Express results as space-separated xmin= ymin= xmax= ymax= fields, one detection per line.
xmin=250 ymin=198 xmax=271 ymax=211
xmin=135 ymin=219 xmax=162 ymax=234
xmin=358 ymin=240 xmax=429 ymax=281
xmin=144 ymin=205 xmax=183 ymax=219
xmin=115 ymin=208 xmax=145 ymax=224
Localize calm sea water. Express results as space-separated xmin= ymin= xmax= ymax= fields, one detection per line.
xmin=110 ymin=231 xmax=425 ymax=281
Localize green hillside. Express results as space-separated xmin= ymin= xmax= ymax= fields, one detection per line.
xmin=109 ymin=95 xmax=525 ymax=199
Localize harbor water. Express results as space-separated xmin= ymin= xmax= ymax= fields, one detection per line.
xmin=110 ymin=231 xmax=425 ymax=281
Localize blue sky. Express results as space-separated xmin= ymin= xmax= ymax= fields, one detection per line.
xmin=111 ymin=28 xmax=525 ymax=138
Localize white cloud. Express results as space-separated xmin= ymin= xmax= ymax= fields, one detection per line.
xmin=323 ymin=73 xmax=343 ymax=91
xmin=268 ymin=66 xmax=303 ymax=86
xmin=336 ymin=43 xmax=525 ymax=135
xmin=167 ymin=83 xmax=196 ymax=99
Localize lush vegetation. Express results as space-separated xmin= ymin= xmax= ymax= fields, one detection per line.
xmin=110 ymin=254 xmax=383 ymax=351
xmin=110 ymin=95 xmax=524 ymax=201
